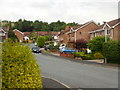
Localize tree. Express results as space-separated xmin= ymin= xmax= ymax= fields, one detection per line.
xmin=8 ymin=30 xmax=18 ymax=41
xmin=30 ymin=32 xmax=38 ymax=40
xmin=87 ymin=36 xmax=110 ymax=54
xmin=37 ymin=36 xmax=46 ymax=47
xmin=103 ymin=40 xmax=120 ymax=63
xmin=75 ymin=39 xmax=87 ymax=50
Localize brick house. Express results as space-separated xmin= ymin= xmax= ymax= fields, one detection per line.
xmin=89 ymin=18 xmax=120 ymax=40
xmin=0 ymin=27 xmax=9 ymax=42
xmin=0 ymin=28 xmax=7 ymax=42
xmin=58 ymin=26 xmax=71 ymax=46
xmin=58 ymin=21 xmax=100 ymax=48
xmin=13 ymin=29 xmax=24 ymax=42
xmin=14 ymin=29 xmax=59 ymax=42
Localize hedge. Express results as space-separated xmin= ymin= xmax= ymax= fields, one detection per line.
xmin=103 ymin=40 xmax=120 ymax=64
xmin=2 ymin=41 xmax=43 ymax=88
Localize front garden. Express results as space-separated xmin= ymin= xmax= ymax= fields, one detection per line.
xmin=42 ymin=36 xmax=119 ymax=64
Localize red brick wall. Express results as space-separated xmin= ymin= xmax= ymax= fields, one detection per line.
xmin=76 ymin=22 xmax=99 ymax=41
xmin=113 ymin=24 xmax=120 ymax=40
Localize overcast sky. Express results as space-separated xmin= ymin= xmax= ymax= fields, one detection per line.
xmin=0 ymin=0 xmax=119 ymax=24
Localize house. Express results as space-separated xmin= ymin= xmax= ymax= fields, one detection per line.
xmin=58 ymin=21 xmax=100 ymax=49
xmin=0 ymin=28 xmax=7 ymax=42
xmin=14 ymin=29 xmax=59 ymax=42
xmin=89 ymin=18 xmax=120 ymax=40
xmin=13 ymin=29 xmax=24 ymax=42
xmin=58 ymin=26 xmax=71 ymax=46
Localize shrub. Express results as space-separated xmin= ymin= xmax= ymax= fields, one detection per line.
xmin=22 ymin=40 xmax=28 ymax=43
xmin=87 ymin=36 xmax=110 ymax=54
xmin=94 ymin=52 xmax=104 ymax=59
xmin=72 ymin=52 xmax=93 ymax=60
xmin=2 ymin=41 xmax=43 ymax=88
xmin=103 ymin=40 xmax=120 ymax=64
xmin=49 ymin=44 xmax=58 ymax=50
xmin=37 ymin=36 xmax=46 ymax=47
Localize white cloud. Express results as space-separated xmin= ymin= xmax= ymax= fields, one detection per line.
xmin=0 ymin=0 xmax=119 ymax=24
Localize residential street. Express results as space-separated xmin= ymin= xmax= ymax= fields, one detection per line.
xmin=29 ymin=44 xmax=118 ymax=89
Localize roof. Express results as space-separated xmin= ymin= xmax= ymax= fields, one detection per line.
xmin=89 ymin=18 xmax=120 ymax=33
xmin=13 ymin=29 xmax=24 ymax=35
xmin=23 ymin=32 xmax=31 ymax=35
xmin=50 ymin=32 xmax=59 ymax=35
xmin=0 ymin=28 xmax=6 ymax=33
xmin=37 ymin=31 xmax=48 ymax=35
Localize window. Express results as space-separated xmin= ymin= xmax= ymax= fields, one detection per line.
xmin=98 ymin=31 xmax=102 ymax=36
xmin=79 ymin=32 xmax=82 ymax=34
xmin=107 ymin=29 xmax=111 ymax=35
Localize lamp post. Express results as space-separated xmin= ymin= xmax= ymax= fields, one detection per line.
xmin=104 ymin=29 xmax=107 ymax=63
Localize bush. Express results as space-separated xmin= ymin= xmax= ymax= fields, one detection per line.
xmin=94 ymin=52 xmax=104 ymax=59
xmin=87 ymin=36 xmax=110 ymax=54
xmin=103 ymin=40 xmax=120 ymax=64
xmin=2 ymin=41 xmax=43 ymax=88
xmin=72 ymin=52 xmax=93 ymax=60
xmin=22 ymin=40 xmax=28 ymax=43
xmin=37 ymin=36 xmax=46 ymax=47
xmin=49 ymin=44 xmax=58 ymax=50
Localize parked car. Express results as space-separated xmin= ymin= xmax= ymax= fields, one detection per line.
xmin=32 ymin=47 xmax=41 ymax=53
xmin=61 ymin=47 xmax=76 ymax=54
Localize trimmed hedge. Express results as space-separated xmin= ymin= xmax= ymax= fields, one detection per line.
xmin=2 ymin=41 xmax=43 ymax=88
xmin=103 ymin=40 xmax=120 ymax=64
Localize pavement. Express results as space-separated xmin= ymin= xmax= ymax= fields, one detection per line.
xmin=42 ymin=77 xmax=71 ymax=90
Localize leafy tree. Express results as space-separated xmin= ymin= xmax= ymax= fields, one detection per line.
xmin=4 ymin=19 xmax=78 ymax=32
xmin=30 ymin=32 xmax=38 ymax=40
xmin=8 ymin=30 xmax=18 ymax=41
xmin=103 ymin=40 xmax=120 ymax=63
xmin=45 ymin=35 xmax=51 ymax=41
xmin=37 ymin=36 xmax=46 ymax=47
xmin=75 ymin=39 xmax=88 ymax=50
xmin=87 ymin=36 xmax=110 ymax=54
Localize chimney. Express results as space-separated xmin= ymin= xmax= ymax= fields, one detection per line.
xmin=103 ymin=21 xmax=106 ymax=24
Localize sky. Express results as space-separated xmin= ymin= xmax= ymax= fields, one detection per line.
xmin=0 ymin=0 xmax=119 ymax=24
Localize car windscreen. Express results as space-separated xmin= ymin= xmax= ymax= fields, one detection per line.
xmin=32 ymin=47 xmax=39 ymax=50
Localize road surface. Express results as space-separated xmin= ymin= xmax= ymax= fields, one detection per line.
xmin=30 ymin=44 xmax=118 ymax=89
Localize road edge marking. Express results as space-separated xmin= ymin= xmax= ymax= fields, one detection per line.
xmin=42 ymin=76 xmax=72 ymax=89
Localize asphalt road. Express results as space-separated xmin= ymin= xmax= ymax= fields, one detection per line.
xmin=30 ymin=44 xmax=118 ymax=89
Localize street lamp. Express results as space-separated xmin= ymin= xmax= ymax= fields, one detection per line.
xmin=104 ymin=29 xmax=107 ymax=63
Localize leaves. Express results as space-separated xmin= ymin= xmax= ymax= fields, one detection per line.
xmin=2 ymin=41 xmax=43 ymax=88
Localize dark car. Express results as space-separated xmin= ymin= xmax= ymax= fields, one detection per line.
xmin=32 ymin=47 xmax=41 ymax=53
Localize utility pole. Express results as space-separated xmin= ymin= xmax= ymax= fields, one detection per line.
xmin=104 ymin=28 xmax=107 ymax=63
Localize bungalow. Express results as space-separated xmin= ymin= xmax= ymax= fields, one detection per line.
xmin=89 ymin=18 xmax=120 ymax=40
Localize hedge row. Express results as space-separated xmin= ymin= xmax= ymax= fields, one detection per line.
xmin=2 ymin=40 xmax=43 ymax=88
xmin=103 ymin=40 xmax=120 ymax=64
